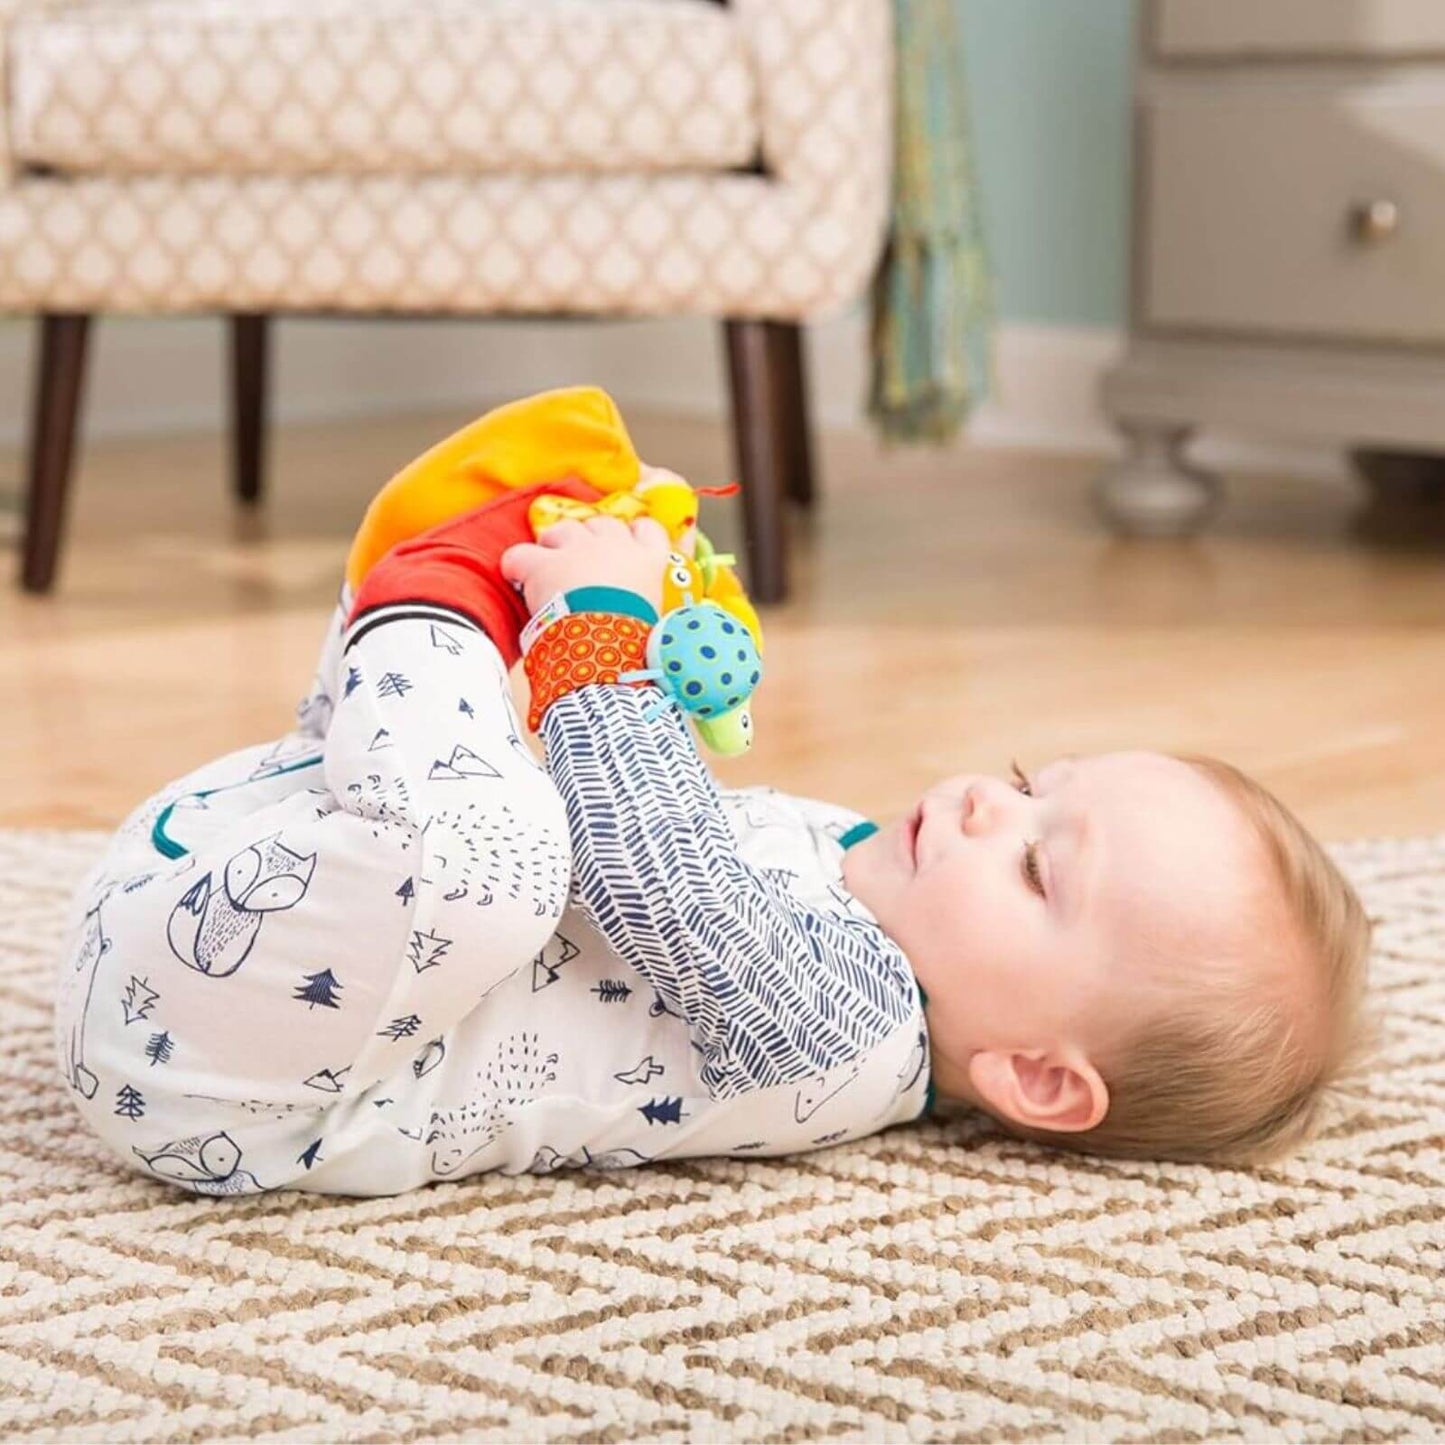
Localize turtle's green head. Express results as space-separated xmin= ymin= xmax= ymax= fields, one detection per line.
xmin=694 ymin=706 xmax=754 ymax=756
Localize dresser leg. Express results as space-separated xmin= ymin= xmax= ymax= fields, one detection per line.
xmin=1094 ymin=423 xmax=1221 ymax=537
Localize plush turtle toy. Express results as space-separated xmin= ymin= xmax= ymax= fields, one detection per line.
xmin=621 ymin=597 xmax=764 ymax=756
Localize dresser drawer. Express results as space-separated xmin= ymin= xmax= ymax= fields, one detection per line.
xmin=1156 ymin=1 xmax=1445 ymax=60
xmin=1144 ymin=82 xmax=1445 ymax=345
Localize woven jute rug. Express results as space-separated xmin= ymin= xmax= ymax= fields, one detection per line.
xmin=2 ymin=829 xmax=1441 ymax=1443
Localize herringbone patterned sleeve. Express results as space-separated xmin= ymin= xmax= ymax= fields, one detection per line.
xmin=540 ymin=683 xmax=920 ymax=1102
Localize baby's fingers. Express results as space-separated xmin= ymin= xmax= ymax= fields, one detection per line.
xmin=582 ymin=513 xmax=630 ymax=539
xmin=534 ymin=519 xmax=589 ymax=549
xmin=631 ymin=517 xmax=669 ymax=550
xmin=500 ymin=541 xmax=548 ymax=584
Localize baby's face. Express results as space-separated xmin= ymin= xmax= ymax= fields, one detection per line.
xmin=842 ymin=751 xmax=1262 ymax=1096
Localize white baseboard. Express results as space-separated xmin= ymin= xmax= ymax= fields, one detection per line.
xmin=0 ymin=312 xmax=1347 ymax=480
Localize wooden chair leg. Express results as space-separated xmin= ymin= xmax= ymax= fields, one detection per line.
xmin=22 ymin=313 xmax=92 ymax=594
xmin=229 ymin=313 xmax=269 ymax=505
xmin=723 ymin=319 xmax=790 ymax=605
xmin=772 ymin=322 xmax=816 ymax=509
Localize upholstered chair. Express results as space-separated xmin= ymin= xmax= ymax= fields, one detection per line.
xmin=0 ymin=0 xmax=893 ymax=600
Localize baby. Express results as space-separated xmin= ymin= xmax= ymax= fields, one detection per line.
xmin=506 ymin=514 xmax=1377 ymax=1168
xmin=52 ymin=407 xmax=1375 ymax=1199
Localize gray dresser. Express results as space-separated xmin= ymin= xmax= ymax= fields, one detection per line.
xmin=1099 ymin=0 xmax=1445 ymax=532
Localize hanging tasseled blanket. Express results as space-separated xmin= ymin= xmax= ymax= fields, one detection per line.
xmin=869 ymin=0 xmax=994 ymax=443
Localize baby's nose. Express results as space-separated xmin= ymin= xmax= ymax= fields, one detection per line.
xmin=962 ymin=777 xmax=1017 ymax=833
xmin=961 ymin=784 xmax=987 ymax=833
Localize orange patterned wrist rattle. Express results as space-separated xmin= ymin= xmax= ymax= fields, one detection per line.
xmin=524 ymin=613 xmax=652 ymax=732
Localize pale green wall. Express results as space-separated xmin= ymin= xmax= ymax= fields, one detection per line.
xmin=958 ymin=0 xmax=1136 ymax=328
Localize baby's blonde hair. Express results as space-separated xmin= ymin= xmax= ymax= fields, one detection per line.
xmin=976 ymin=755 xmax=1378 ymax=1167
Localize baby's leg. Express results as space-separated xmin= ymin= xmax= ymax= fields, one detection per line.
xmin=293 ymin=583 xmax=354 ymax=741
xmin=319 ymin=607 xmax=570 ymax=1098
xmin=58 ymin=612 xmax=570 ymax=1195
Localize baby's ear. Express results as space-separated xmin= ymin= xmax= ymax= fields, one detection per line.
xmin=968 ymin=1048 xmax=1109 ymax=1134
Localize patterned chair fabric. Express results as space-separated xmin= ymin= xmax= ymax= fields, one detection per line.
xmin=0 ymin=0 xmax=893 ymax=319
xmin=9 ymin=0 xmax=760 ymax=178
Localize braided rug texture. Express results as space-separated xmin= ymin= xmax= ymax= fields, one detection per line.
xmin=2 ymin=829 xmax=1442 ymax=1443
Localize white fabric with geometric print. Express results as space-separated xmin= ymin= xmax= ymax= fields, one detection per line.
xmin=53 ymin=599 xmax=930 ymax=1199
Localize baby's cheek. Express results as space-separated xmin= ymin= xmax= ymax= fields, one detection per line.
xmin=920 ymin=871 xmax=993 ymax=949
xmin=940 ymin=865 xmax=996 ymax=918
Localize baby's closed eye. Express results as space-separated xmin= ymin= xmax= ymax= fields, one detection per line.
xmin=1022 ymin=841 xmax=1045 ymax=898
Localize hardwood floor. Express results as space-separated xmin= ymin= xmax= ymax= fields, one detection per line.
xmin=3 ymin=407 xmax=1444 ymax=840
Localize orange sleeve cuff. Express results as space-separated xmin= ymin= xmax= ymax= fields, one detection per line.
xmin=523 ymin=614 xmax=653 ymax=732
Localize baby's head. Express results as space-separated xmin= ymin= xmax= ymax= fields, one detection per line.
xmin=842 ymin=752 xmax=1376 ymax=1166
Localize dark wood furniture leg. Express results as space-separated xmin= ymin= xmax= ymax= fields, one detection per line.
xmin=21 ymin=313 xmax=92 ymax=594
xmin=230 ymin=313 xmax=269 ymax=505
xmin=723 ymin=319 xmax=790 ymax=605
xmin=773 ymin=322 xmax=816 ymax=508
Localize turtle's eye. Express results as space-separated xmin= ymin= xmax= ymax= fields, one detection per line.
xmin=669 ymin=563 xmax=692 ymax=589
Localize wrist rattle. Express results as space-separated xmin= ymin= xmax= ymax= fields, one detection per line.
xmin=523 ymin=563 xmax=764 ymax=756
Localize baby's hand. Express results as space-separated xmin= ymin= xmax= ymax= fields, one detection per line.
xmin=501 ymin=514 xmax=671 ymax=616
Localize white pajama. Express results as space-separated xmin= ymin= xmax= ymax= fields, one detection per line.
xmin=54 ymin=596 xmax=932 ymax=1199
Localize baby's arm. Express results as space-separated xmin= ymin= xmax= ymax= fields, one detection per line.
xmin=540 ymin=687 xmax=920 ymax=1097
xmin=506 ymin=520 xmax=919 ymax=1100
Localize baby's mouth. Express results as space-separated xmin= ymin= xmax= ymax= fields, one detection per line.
xmin=905 ymin=806 xmax=922 ymax=869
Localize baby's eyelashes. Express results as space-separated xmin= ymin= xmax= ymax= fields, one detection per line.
xmin=1022 ymin=840 xmax=1046 ymax=898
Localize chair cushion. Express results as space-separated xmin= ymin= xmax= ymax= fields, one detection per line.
xmin=8 ymin=0 xmax=759 ymax=178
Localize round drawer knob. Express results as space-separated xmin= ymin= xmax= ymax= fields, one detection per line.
xmin=1350 ymin=199 xmax=1400 ymax=245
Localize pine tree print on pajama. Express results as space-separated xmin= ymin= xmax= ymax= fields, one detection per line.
xmin=54 ymin=593 xmax=933 ymax=1200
